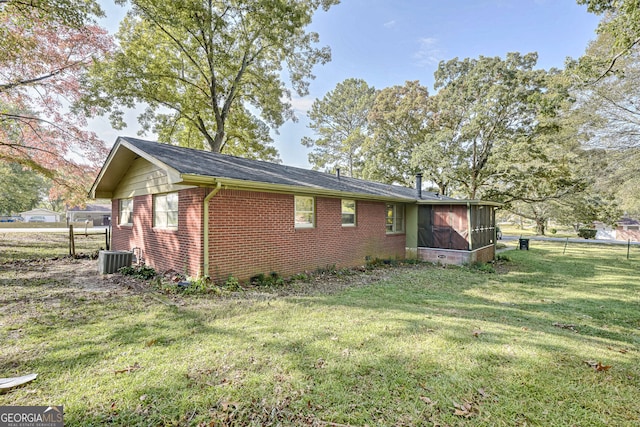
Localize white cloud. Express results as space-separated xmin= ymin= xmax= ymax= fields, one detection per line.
xmin=383 ymin=20 xmax=396 ymax=29
xmin=289 ymin=96 xmax=314 ymax=114
xmin=413 ymin=37 xmax=445 ymax=67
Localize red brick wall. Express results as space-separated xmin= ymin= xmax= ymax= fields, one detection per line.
xmin=207 ymin=190 xmax=406 ymax=281
xmin=474 ymin=245 xmax=496 ymax=263
xmin=617 ymin=228 xmax=640 ymax=242
xmin=111 ymin=187 xmax=206 ymax=275
xmin=112 ymin=188 xmax=406 ymax=281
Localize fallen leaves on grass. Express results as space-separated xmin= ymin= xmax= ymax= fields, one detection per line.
xmin=472 ymin=329 xmax=484 ymax=338
xmin=318 ymin=421 xmax=355 ymax=427
xmin=552 ymin=322 xmax=578 ymax=332
xmin=452 ymin=400 xmax=477 ymax=418
xmin=420 ymin=396 xmax=437 ymax=406
xmin=477 ymin=387 xmax=488 ymax=398
xmin=205 ymin=378 xmax=232 ymax=388
xmin=219 ymin=401 xmax=239 ymax=411
xmin=607 ymin=347 xmax=628 ymax=354
xmin=114 ymin=362 xmax=142 ymax=374
xmin=584 ymin=360 xmax=612 ymax=371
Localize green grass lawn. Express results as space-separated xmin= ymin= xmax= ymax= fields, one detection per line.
xmin=1 ymin=242 xmax=639 ymax=426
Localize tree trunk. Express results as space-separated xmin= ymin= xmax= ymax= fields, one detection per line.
xmin=212 ymin=128 xmax=224 ymax=153
xmin=438 ymin=182 xmax=447 ymax=196
xmin=535 ymin=217 xmax=546 ymax=235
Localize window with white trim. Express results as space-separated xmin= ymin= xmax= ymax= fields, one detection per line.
xmin=295 ymin=196 xmax=315 ymax=228
xmin=341 ymin=199 xmax=356 ymax=226
xmin=386 ymin=203 xmax=404 ymax=233
xmin=119 ymin=198 xmax=133 ymax=225
xmin=154 ymin=192 xmax=179 ymax=229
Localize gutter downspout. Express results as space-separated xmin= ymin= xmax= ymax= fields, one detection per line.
xmin=467 ymin=202 xmax=473 ymax=251
xmin=203 ymin=182 xmax=222 ymax=277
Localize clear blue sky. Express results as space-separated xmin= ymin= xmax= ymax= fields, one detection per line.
xmin=96 ymin=0 xmax=601 ymax=168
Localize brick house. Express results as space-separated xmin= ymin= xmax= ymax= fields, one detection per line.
xmin=595 ymin=217 xmax=640 ymax=242
xmin=90 ymin=137 xmax=500 ymax=281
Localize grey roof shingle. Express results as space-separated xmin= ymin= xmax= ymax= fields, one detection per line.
xmin=121 ymin=137 xmax=452 ymax=201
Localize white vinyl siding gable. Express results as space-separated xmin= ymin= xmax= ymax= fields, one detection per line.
xmin=113 ymin=157 xmax=195 ymax=199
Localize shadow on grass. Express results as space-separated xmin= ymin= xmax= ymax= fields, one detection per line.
xmin=2 ymin=243 xmax=639 ymax=425
xmin=308 ymin=246 xmax=639 ymax=356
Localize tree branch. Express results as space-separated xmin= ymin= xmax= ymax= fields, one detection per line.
xmin=593 ymin=35 xmax=640 ymax=83
xmin=0 ymin=59 xmax=88 ymax=92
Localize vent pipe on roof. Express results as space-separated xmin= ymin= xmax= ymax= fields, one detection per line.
xmin=336 ymin=167 xmax=340 ymax=179
xmin=416 ymin=173 xmax=423 ymax=199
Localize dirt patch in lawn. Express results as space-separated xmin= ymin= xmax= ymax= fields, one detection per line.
xmin=0 ymin=257 xmax=148 ymax=297
xmin=0 ymin=257 xmax=150 ymax=331
xmin=243 ymin=264 xmax=428 ymax=298
xmin=0 ymin=255 xmax=512 ymax=313
xmin=0 ymin=256 xmax=433 ymax=300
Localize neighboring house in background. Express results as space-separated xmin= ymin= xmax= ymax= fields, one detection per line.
xmin=67 ymin=203 xmax=112 ymax=226
xmin=20 ymin=208 xmax=61 ymax=223
xmin=595 ymin=217 xmax=640 ymax=242
xmin=90 ymin=137 xmax=500 ymax=281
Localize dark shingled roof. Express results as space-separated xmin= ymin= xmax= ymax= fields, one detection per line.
xmin=68 ymin=204 xmax=111 ymax=212
xmin=618 ymin=217 xmax=640 ymax=226
xmin=120 ymin=137 xmax=452 ymax=201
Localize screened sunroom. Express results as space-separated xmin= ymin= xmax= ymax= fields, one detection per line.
xmin=406 ymin=200 xmax=501 ymax=265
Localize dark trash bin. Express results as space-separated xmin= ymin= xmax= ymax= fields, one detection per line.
xmin=518 ymin=238 xmax=530 ymax=250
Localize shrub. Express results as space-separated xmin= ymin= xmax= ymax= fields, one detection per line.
xmin=470 ymin=262 xmax=495 ymax=273
xmin=225 ymin=275 xmax=241 ymax=291
xmin=577 ymin=228 xmax=597 ymax=239
xmin=250 ymin=273 xmax=267 ymax=286
xmin=250 ymin=272 xmax=285 ymax=287
xmin=290 ymin=273 xmax=310 ymax=282
xmin=365 ymin=258 xmax=399 ymax=269
xmin=314 ymin=265 xmax=337 ymax=275
xmin=119 ymin=265 xmax=157 ymax=280
xmin=171 ymin=275 xmax=221 ymax=295
xmin=496 ymin=253 xmax=511 ymax=262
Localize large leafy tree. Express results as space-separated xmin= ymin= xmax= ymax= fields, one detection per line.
xmin=485 ymin=70 xmax=591 ymax=234
xmin=363 ymin=81 xmax=428 ymax=187
xmin=410 ymin=83 xmax=464 ymax=197
xmin=82 ymin=0 xmax=338 ymax=160
xmin=545 ymin=147 xmax=623 ymax=231
xmin=0 ymin=161 xmax=48 ymax=215
xmin=428 ymin=53 xmax=547 ymax=199
xmin=570 ymin=33 xmax=640 ymax=150
xmin=0 ymin=0 xmax=112 ymax=204
xmin=567 ymin=28 xmax=640 ymax=215
xmin=302 ymin=78 xmax=376 ymax=177
xmin=571 ymin=146 xmax=638 ymax=218
xmin=577 ymin=0 xmax=640 ymax=77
